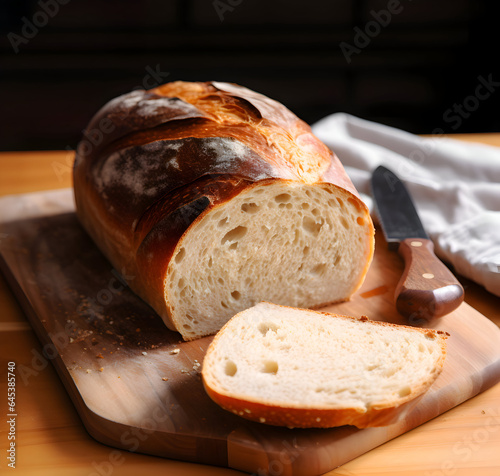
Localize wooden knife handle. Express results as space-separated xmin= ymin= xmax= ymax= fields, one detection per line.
xmin=395 ymin=238 xmax=464 ymax=325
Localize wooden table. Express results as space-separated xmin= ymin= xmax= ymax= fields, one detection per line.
xmin=1 ymin=135 xmax=500 ymax=475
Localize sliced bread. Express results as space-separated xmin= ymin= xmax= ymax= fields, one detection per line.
xmin=202 ymin=302 xmax=449 ymax=428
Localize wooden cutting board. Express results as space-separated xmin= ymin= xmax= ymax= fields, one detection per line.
xmin=1 ymin=189 xmax=500 ymax=476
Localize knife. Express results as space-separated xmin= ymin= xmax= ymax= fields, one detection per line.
xmin=370 ymin=165 xmax=464 ymax=325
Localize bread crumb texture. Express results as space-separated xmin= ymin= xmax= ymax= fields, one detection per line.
xmin=166 ymin=182 xmax=372 ymax=339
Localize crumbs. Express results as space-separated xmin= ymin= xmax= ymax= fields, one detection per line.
xmin=65 ymin=317 xmax=202 ymax=381
xmin=69 ymin=329 xmax=94 ymax=343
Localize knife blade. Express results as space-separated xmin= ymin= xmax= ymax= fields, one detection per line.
xmin=371 ymin=165 xmax=464 ymax=325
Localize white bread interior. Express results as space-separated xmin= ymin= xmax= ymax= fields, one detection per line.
xmin=165 ymin=180 xmax=373 ymax=340
xmin=202 ymin=302 xmax=448 ymax=428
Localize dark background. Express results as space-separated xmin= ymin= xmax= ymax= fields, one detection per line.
xmin=0 ymin=0 xmax=498 ymax=151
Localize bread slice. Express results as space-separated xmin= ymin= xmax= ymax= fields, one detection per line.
xmin=202 ymin=302 xmax=448 ymax=428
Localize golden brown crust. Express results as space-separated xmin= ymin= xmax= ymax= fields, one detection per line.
xmin=73 ymin=81 xmax=375 ymax=335
xmin=203 ymin=384 xmax=426 ymax=428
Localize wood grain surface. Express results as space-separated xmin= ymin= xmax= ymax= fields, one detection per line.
xmin=1 ymin=186 xmax=500 ymax=476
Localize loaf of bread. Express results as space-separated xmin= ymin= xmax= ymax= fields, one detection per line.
xmin=202 ymin=302 xmax=448 ymax=428
xmin=73 ymin=81 xmax=374 ymax=340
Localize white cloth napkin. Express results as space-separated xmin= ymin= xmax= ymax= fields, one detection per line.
xmin=311 ymin=113 xmax=500 ymax=297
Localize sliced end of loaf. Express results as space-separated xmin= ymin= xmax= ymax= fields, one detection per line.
xmin=202 ymin=302 xmax=448 ymax=428
xmin=164 ymin=180 xmax=374 ymax=340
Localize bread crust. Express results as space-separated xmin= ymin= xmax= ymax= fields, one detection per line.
xmin=73 ymin=81 xmax=375 ymax=337
xmin=202 ymin=303 xmax=449 ymax=428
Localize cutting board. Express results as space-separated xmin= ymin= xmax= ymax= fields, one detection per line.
xmin=1 ymin=189 xmax=500 ymax=476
